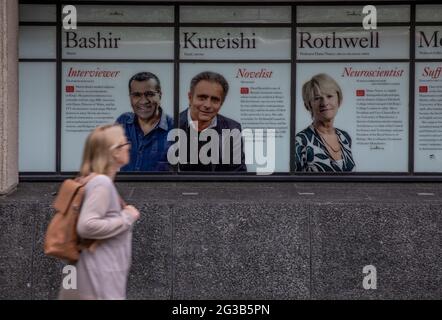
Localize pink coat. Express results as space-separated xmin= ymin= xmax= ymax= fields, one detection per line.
xmin=58 ymin=174 xmax=135 ymax=300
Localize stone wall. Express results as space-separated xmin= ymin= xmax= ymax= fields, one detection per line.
xmin=0 ymin=182 xmax=439 ymax=299
xmin=0 ymin=0 xmax=19 ymax=195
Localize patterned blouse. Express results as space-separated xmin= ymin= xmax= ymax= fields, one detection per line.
xmin=295 ymin=125 xmax=355 ymax=172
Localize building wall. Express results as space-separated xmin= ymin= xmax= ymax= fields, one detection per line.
xmin=0 ymin=182 xmax=439 ymax=299
xmin=0 ymin=1 xmax=439 ymax=300
xmin=0 ymin=0 xmax=18 ymax=195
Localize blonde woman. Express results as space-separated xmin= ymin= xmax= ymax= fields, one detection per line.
xmin=59 ymin=124 xmax=140 ymax=299
xmin=295 ymin=73 xmax=355 ymax=172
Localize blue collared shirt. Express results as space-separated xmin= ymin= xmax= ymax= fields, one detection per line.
xmin=116 ymin=109 xmax=174 ymax=171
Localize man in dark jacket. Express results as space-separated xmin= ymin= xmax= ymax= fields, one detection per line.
xmin=178 ymin=71 xmax=247 ymax=172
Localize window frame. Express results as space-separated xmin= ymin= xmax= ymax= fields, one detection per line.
xmin=18 ymin=0 xmax=442 ymax=182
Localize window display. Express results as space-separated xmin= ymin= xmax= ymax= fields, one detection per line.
xmin=296 ymin=63 xmax=409 ymax=172
xmin=61 ymin=63 xmax=174 ymax=171
xmin=16 ymin=3 xmax=442 ymax=178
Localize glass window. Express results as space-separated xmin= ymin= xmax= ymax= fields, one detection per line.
xmin=19 ymin=62 xmax=56 ymax=172
xmin=296 ymin=63 xmax=409 ymax=172
xmin=180 ymin=63 xmax=291 ymax=173
xmin=19 ymin=26 xmax=56 ymax=59
xmin=19 ymin=4 xmax=56 ymax=22
xmin=74 ymin=5 xmax=174 ymax=23
xmin=416 ymin=27 xmax=442 ymax=60
xmin=180 ymin=6 xmax=291 ymax=23
xmin=180 ymin=27 xmax=291 ymax=60
xmin=416 ymin=5 xmax=442 ymax=22
xmin=61 ymin=62 xmax=174 ymax=172
xmin=414 ymin=63 xmax=442 ymax=172
xmin=62 ymin=27 xmax=174 ymax=60
xmin=19 ymin=3 xmax=440 ymax=177
xmin=297 ymin=5 xmax=410 ymax=23
xmin=297 ymin=27 xmax=410 ymax=60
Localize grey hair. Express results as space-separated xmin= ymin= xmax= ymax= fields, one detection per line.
xmin=189 ymin=71 xmax=229 ymax=102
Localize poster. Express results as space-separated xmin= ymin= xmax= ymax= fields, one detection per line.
xmin=297 ymin=27 xmax=409 ymax=60
xmin=62 ymin=27 xmax=174 ymax=59
xmin=180 ymin=63 xmax=291 ymax=173
xmin=180 ymin=27 xmax=291 ymax=60
xmin=61 ymin=62 xmax=174 ymax=171
xmin=296 ymin=63 xmax=409 ymax=172
xmin=416 ymin=26 xmax=442 ymax=60
xmin=414 ymin=63 xmax=442 ymax=172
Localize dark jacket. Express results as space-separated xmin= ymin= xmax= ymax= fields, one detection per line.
xmin=178 ymin=109 xmax=247 ymax=172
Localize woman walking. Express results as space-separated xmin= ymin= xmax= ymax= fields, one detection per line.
xmin=59 ymin=124 xmax=140 ymax=299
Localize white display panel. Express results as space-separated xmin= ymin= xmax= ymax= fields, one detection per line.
xmin=297 ymin=27 xmax=409 ymax=60
xmin=414 ymin=63 xmax=442 ymax=172
xmin=19 ymin=26 xmax=56 ymax=59
xmin=297 ymin=5 xmax=410 ymax=23
xmin=180 ymin=27 xmax=291 ymax=60
xmin=19 ymin=4 xmax=56 ymax=22
xmin=296 ymin=63 xmax=409 ymax=172
xmin=61 ymin=63 xmax=174 ymax=171
xmin=19 ymin=62 xmax=56 ymax=172
xmin=75 ymin=5 xmax=174 ymax=23
xmin=416 ymin=5 xmax=442 ymax=22
xmin=62 ymin=27 xmax=174 ymax=60
xmin=180 ymin=6 xmax=291 ymax=23
xmin=416 ymin=27 xmax=442 ymax=60
xmin=180 ymin=63 xmax=291 ymax=173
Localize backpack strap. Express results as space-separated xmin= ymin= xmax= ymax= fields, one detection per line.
xmin=76 ymin=173 xmax=127 ymax=208
xmin=75 ymin=172 xmax=98 ymax=186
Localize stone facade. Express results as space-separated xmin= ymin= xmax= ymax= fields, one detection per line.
xmin=0 ymin=182 xmax=439 ymax=299
xmin=0 ymin=0 xmax=18 ymax=195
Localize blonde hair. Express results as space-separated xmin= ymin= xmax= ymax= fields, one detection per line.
xmin=79 ymin=124 xmax=124 ymax=176
xmin=302 ymin=73 xmax=343 ymax=116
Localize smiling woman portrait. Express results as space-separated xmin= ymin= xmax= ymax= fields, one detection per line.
xmin=295 ymin=73 xmax=355 ymax=172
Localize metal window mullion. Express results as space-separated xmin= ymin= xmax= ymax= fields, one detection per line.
xmin=56 ymin=2 xmax=62 ymax=174
xmin=409 ymin=4 xmax=416 ymax=175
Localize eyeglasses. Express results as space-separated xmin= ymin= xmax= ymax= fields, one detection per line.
xmin=129 ymin=91 xmax=159 ymax=100
xmin=111 ymin=142 xmax=131 ymax=150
